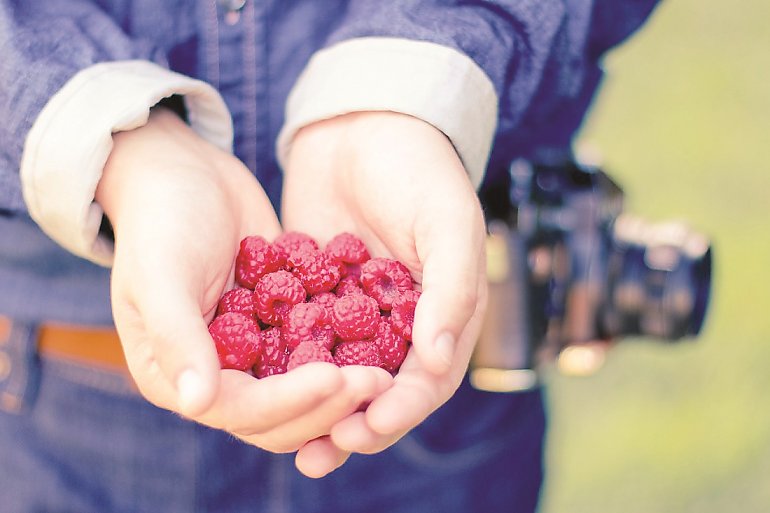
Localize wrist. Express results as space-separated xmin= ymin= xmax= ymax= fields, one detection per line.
xmin=96 ymin=107 xmax=236 ymax=227
xmin=276 ymin=37 xmax=497 ymax=188
xmin=287 ymin=111 xmax=460 ymax=179
xmin=20 ymin=61 xmax=233 ymax=266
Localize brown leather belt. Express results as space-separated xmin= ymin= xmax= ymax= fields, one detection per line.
xmin=0 ymin=316 xmax=129 ymax=373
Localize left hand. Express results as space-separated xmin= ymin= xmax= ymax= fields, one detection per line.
xmin=282 ymin=111 xmax=488 ymax=477
xmin=95 ymin=108 xmax=389 ymax=472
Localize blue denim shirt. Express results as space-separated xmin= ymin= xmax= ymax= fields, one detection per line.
xmin=0 ymin=0 xmax=659 ymax=323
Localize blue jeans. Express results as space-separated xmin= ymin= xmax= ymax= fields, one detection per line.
xmin=0 ymin=320 xmax=546 ymax=513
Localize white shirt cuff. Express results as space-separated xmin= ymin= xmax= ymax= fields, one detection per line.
xmin=20 ymin=60 xmax=233 ymax=267
xmin=276 ymin=37 xmax=498 ymax=189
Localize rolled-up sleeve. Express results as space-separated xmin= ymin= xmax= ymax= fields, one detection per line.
xmin=0 ymin=1 xmax=232 ymax=266
xmin=277 ymin=0 xmax=568 ymax=188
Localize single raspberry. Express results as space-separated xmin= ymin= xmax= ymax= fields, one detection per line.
xmin=332 ymin=293 xmax=380 ymax=341
xmin=273 ymin=231 xmax=318 ymax=261
xmin=253 ymin=270 xmax=307 ymax=326
xmin=259 ymin=327 xmax=289 ymax=364
xmin=360 ymin=257 xmax=414 ymax=310
xmin=325 ymin=232 xmax=370 ymax=277
xmin=282 ymin=302 xmax=335 ymax=351
xmin=286 ymin=247 xmax=341 ymax=295
xmin=287 ymin=340 xmax=334 ymax=371
xmin=374 ymin=319 xmax=409 ymax=373
xmin=254 ymin=327 xmax=290 ymax=378
xmin=235 ymin=236 xmax=285 ymax=289
xmin=208 ymin=312 xmax=261 ymax=371
xmin=309 ymin=292 xmax=337 ymax=315
xmin=216 ymin=287 xmax=257 ymax=318
xmin=334 ymin=275 xmax=365 ymax=297
xmin=333 ymin=340 xmax=383 ymax=367
xmin=390 ymin=290 xmax=420 ymax=341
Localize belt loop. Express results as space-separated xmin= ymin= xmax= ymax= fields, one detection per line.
xmin=0 ymin=319 xmax=41 ymax=414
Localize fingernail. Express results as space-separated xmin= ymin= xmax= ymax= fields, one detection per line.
xmin=434 ymin=332 xmax=455 ymax=369
xmin=176 ymin=368 xmax=204 ymax=413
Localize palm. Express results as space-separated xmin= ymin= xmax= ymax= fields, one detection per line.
xmin=282 ymin=112 xmax=488 ymax=453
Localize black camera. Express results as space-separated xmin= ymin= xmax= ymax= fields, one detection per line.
xmin=471 ymin=156 xmax=713 ymax=392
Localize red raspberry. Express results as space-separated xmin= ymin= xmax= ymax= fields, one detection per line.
xmin=287 ymin=341 xmax=334 ymax=371
xmin=333 ymin=340 xmax=383 ymax=367
xmin=360 ymin=257 xmax=414 ymax=310
xmin=216 ymin=287 xmax=257 ymax=318
xmin=260 ymin=327 xmax=288 ymax=362
xmin=325 ymin=232 xmax=370 ymax=278
xmin=253 ymin=270 xmax=307 ymax=326
xmin=287 ymin=247 xmax=341 ymax=295
xmin=309 ymin=292 xmax=337 ymax=314
xmin=374 ymin=319 xmax=409 ymax=373
xmin=254 ymin=327 xmax=290 ymax=378
xmin=390 ymin=290 xmax=420 ymax=341
xmin=334 ymin=275 xmax=365 ymax=297
xmin=208 ymin=312 xmax=261 ymax=371
xmin=332 ymin=293 xmax=380 ymax=341
xmin=273 ymin=231 xmax=318 ymax=261
xmin=282 ymin=302 xmax=335 ymax=351
xmin=235 ymin=236 xmax=285 ymax=289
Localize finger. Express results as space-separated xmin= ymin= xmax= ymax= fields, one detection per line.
xmin=196 ymin=363 xmax=344 ymax=434
xmin=238 ymin=365 xmax=392 ymax=450
xmin=131 ymin=281 xmax=222 ymax=418
xmin=366 ymin=363 xmax=447 ymax=436
xmin=362 ymin=278 xmax=487 ymax=437
xmin=330 ymin=411 xmax=407 ymax=454
xmin=113 ymin=258 xmax=224 ymax=417
xmin=411 ymin=208 xmax=485 ymax=374
xmin=294 ymin=436 xmax=351 ymax=478
xmin=112 ymin=305 xmax=181 ymax=408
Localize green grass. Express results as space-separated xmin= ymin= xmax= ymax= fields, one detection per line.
xmin=538 ymin=1 xmax=770 ymax=511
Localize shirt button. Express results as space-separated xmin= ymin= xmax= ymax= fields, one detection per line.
xmin=219 ymin=0 xmax=247 ymax=24
xmin=220 ymin=0 xmax=246 ymax=10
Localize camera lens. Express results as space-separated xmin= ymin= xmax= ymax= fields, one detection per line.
xmin=601 ymin=214 xmax=712 ymax=341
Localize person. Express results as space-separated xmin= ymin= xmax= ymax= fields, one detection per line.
xmin=0 ymin=1 xmax=660 ymax=511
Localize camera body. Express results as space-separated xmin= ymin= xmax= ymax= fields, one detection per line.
xmin=471 ymin=157 xmax=713 ymax=392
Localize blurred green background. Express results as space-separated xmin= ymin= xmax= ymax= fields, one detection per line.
xmin=539 ymin=0 xmax=770 ymax=511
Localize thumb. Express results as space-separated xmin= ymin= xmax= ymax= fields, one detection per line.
xmin=134 ymin=282 xmax=221 ymax=418
xmin=410 ymin=221 xmax=485 ymax=375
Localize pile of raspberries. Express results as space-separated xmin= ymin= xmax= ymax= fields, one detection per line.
xmin=208 ymin=232 xmax=419 ymax=378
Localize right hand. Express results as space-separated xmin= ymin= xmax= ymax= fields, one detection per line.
xmin=281 ymin=112 xmax=488 ymax=474
xmin=95 ymin=108 xmax=391 ymax=468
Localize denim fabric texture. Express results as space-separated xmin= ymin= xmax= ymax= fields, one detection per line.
xmin=0 ymin=317 xmax=546 ymax=513
xmin=0 ymin=0 xmax=659 ymax=511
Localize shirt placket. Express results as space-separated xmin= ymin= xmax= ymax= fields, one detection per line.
xmin=200 ymin=0 xmax=269 ymax=182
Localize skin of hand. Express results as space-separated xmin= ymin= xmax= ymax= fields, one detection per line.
xmin=95 ymin=107 xmax=391 ymax=474
xmin=282 ymin=111 xmax=489 ymax=474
